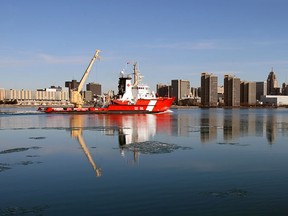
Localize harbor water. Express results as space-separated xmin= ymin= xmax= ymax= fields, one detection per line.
xmin=0 ymin=107 xmax=288 ymax=215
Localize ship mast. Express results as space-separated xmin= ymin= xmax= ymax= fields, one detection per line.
xmin=132 ymin=62 xmax=141 ymax=87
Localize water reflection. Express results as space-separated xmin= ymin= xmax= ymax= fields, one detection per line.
xmin=173 ymin=108 xmax=288 ymax=144
xmin=200 ymin=111 xmax=217 ymax=143
xmin=69 ymin=115 xmax=101 ymax=177
xmin=1 ymin=108 xmax=287 ymax=147
xmin=68 ymin=113 xmax=174 ymax=166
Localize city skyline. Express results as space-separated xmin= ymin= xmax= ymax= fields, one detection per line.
xmin=1 ymin=1 xmax=288 ymax=92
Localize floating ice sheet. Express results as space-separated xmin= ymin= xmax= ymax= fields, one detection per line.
xmin=121 ymin=141 xmax=192 ymax=154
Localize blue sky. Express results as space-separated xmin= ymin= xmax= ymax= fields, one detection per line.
xmin=1 ymin=0 xmax=288 ymax=92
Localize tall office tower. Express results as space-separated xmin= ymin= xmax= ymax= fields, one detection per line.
xmin=65 ymin=79 xmax=80 ymax=98
xmin=224 ymin=74 xmax=240 ymax=107
xmin=156 ymin=83 xmax=171 ymax=97
xmin=256 ymin=81 xmax=267 ymax=101
xmin=267 ymin=69 xmax=278 ymax=95
xmin=240 ymin=81 xmax=256 ymax=105
xmin=0 ymin=88 xmax=4 ymax=101
xmin=86 ymin=82 xmax=101 ymax=98
xmin=171 ymin=80 xmax=190 ymax=104
xmin=200 ymin=73 xmax=218 ymax=107
xmin=65 ymin=79 xmax=80 ymax=90
xmin=282 ymin=83 xmax=288 ymax=95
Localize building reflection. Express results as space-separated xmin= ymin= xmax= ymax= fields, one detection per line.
xmin=200 ymin=110 xmax=217 ymax=143
xmin=223 ymin=110 xmax=240 ymax=142
xmin=266 ymin=114 xmax=276 ymax=144
xmin=172 ymin=109 xmax=284 ymax=145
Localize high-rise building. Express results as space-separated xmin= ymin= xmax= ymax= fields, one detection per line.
xmin=240 ymin=81 xmax=256 ymax=106
xmin=200 ymin=73 xmax=218 ymax=107
xmin=156 ymin=83 xmax=171 ymax=97
xmin=224 ymin=74 xmax=240 ymax=107
xmin=0 ymin=88 xmax=5 ymax=101
xmin=65 ymin=79 xmax=80 ymax=99
xmin=86 ymin=82 xmax=101 ymax=99
xmin=256 ymin=81 xmax=267 ymax=101
xmin=282 ymin=83 xmax=288 ymax=95
xmin=65 ymin=80 xmax=79 ymax=91
xmin=171 ymin=80 xmax=190 ymax=104
xmin=267 ymin=69 xmax=278 ymax=95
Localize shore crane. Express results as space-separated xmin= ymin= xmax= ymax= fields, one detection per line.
xmin=70 ymin=50 xmax=101 ymax=108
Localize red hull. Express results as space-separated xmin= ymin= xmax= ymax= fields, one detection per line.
xmin=40 ymin=97 xmax=174 ymax=114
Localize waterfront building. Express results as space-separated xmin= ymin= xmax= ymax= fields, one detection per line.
xmin=267 ymin=69 xmax=278 ymax=95
xmin=200 ymin=73 xmax=218 ymax=107
xmin=240 ymin=81 xmax=256 ymax=106
xmin=224 ymin=74 xmax=240 ymax=107
xmin=282 ymin=83 xmax=288 ymax=95
xmin=156 ymin=83 xmax=171 ymax=97
xmin=256 ymin=81 xmax=267 ymax=101
xmin=65 ymin=80 xmax=79 ymax=90
xmin=260 ymin=95 xmax=288 ymax=106
xmin=171 ymin=80 xmax=191 ymax=104
xmin=3 ymin=88 xmax=69 ymax=105
xmin=191 ymin=87 xmax=200 ymax=98
xmin=86 ymin=82 xmax=101 ymax=100
xmin=65 ymin=79 xmax=80 ymax=98
xmin=83 ymin=90 xmax=93 ymax=102
xmin=0 ymin=88 xmax=5 ymax=101
xmin=217 ymin=86 xmax=224 ymax=104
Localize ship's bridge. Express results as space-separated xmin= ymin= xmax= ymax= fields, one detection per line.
xmin=132 ymin=84 xmax=156 ymax=99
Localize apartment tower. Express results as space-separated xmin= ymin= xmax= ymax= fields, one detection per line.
xmin=200 ymin=73 xmax=218 ymax=107
xmin=171 ymin=80 xmax=190 ymax=104
xmin=224 ymin=74 xmax=240 ymax=107
xmin=240 ymin=81 xmax=256 ymax=106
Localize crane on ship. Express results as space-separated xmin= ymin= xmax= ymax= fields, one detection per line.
xmin=70 ymin=50 xmax=101 ymax=108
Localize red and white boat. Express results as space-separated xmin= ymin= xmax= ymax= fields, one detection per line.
xmin=40 ymin=61 xmax=174 ymax=114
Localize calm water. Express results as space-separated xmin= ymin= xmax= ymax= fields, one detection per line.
xmin=0 ymin=107 xmax=288 ymax=216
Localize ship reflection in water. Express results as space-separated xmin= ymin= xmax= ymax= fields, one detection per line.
xmin=69 ymin=115 xmax=102 ymax=177
xmin=68 ymin=113 xmax=174 ymax=173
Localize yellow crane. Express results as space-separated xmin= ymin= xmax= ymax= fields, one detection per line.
xmin=70 ymin=50 xmax=101 ymax=108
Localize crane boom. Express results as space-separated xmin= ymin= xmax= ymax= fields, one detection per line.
xmin=70 ymin=50 xmax=101 ymax=108
xmin=77 ymin=50 xmax=101 ymax=93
